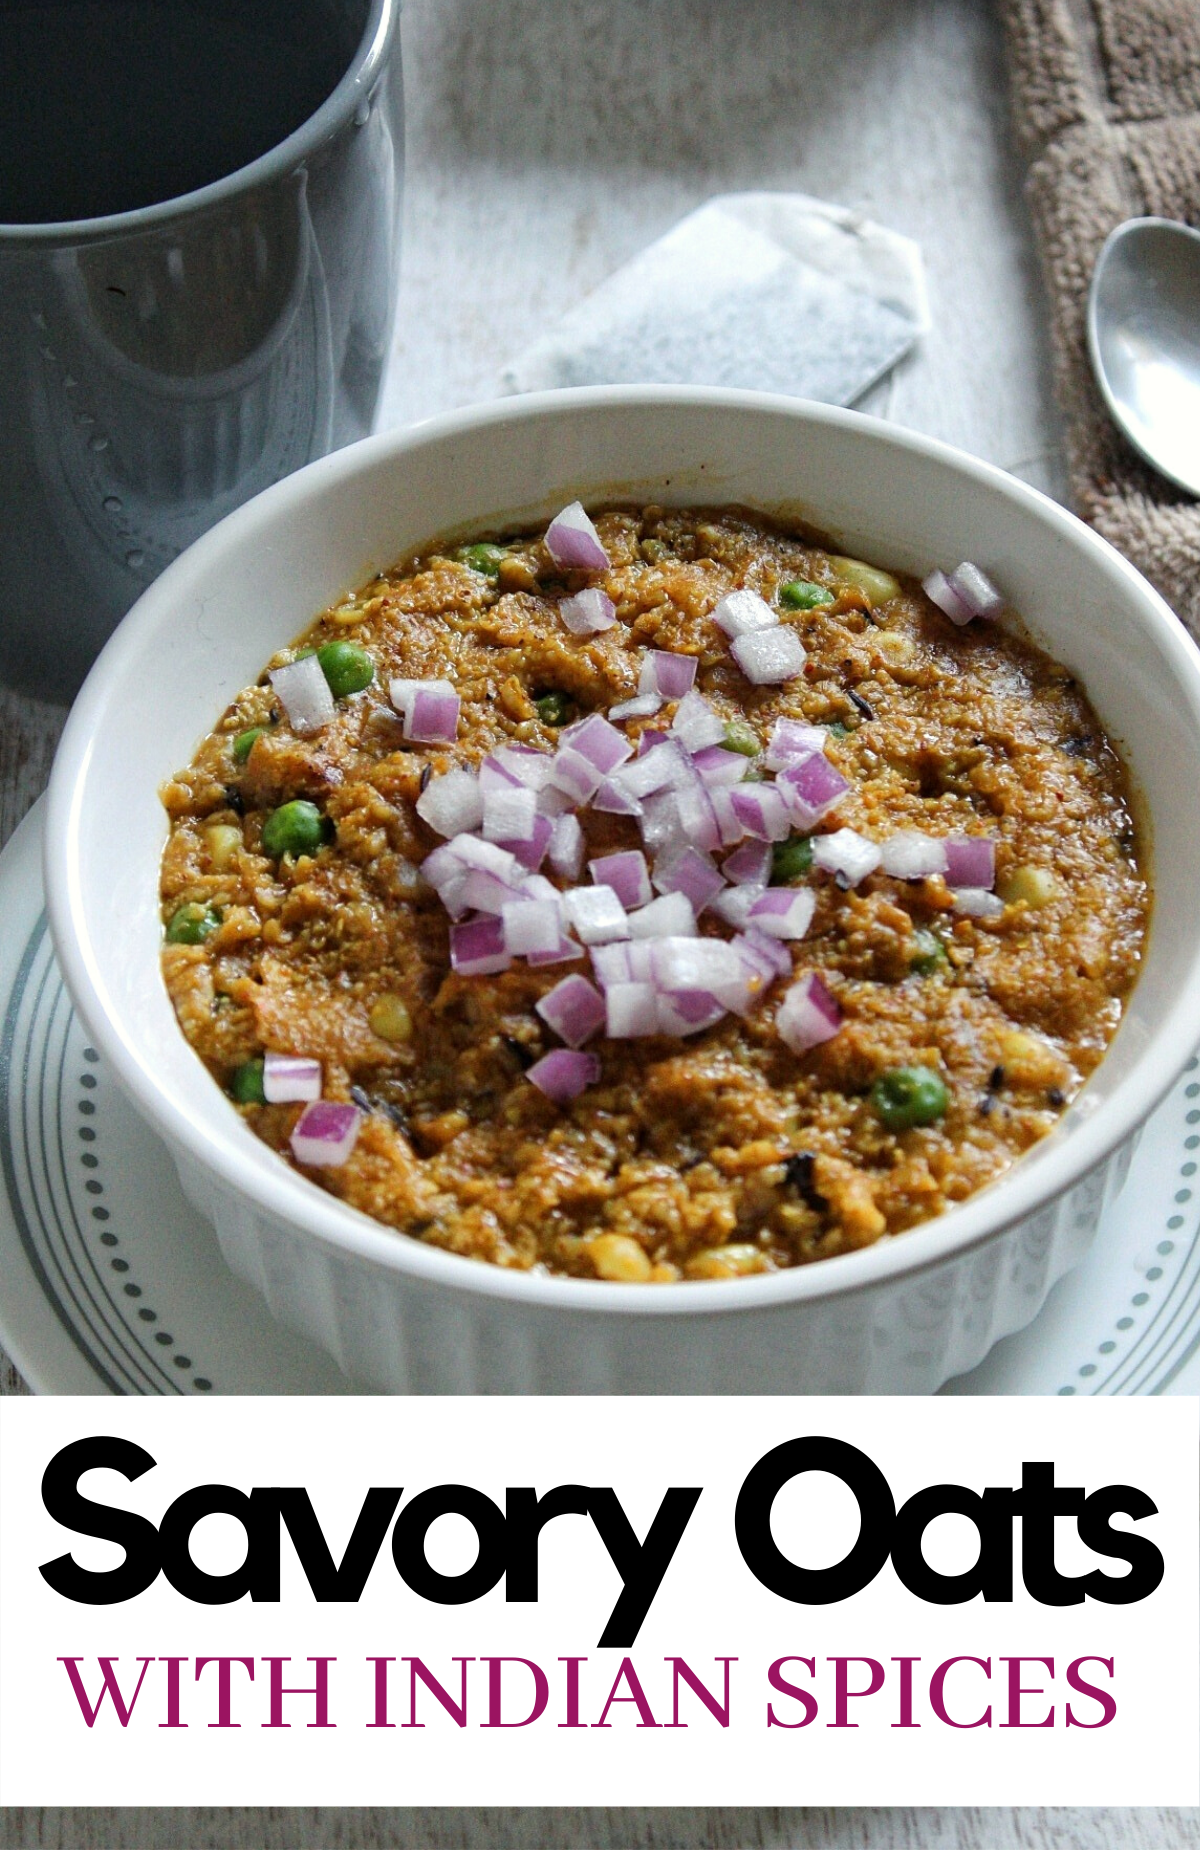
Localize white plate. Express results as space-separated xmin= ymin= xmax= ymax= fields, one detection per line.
xmin=3 ymin=799 xmax=1198 ymax=1397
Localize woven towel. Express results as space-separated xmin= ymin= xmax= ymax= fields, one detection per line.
xmin=1000 ymin=0 xmax=1200 ymax=634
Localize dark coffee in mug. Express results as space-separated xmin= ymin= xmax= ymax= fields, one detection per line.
xmin=1 ymin=1 xmax=365 ymax=225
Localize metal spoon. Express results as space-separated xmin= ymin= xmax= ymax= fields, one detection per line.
xmin=1087 ymin=216 xmax=1200 ymax=498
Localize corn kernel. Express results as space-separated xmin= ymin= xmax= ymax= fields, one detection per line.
xmin=996 ymin=864 xmax=1061 ymax=908
xmin=204 ymin=823 xmax=243 ymax=872
xmin=685 ymin=1242 xmax=768 ymax=1279
xmin=829 ymin=556 xmax=901 ymax=604
xmin=589 ymin=1234 xmax=653 ymax=1282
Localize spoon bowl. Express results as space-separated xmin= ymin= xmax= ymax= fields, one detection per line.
xmin=1087 ymin=215 xmax=1200 ymax=498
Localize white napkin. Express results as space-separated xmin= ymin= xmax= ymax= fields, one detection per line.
xmin=499 ymin=192 xmax=929 ymax=407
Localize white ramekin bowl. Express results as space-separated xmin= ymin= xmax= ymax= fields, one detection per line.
xmin=44 ymin=388 xmax=1200 ymax=1393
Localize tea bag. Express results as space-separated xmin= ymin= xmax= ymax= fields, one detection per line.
xmin=500 ymin=192 xmax=929 ymax=406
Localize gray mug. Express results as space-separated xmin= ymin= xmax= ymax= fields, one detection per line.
xmin=0 ymin=0 xmax=403 ymax=701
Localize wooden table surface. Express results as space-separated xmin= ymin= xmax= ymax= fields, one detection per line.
xmin=0 ymin=0 xmax=1192 ymax=1843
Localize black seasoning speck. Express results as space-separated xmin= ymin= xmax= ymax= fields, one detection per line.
xmin=501 ymin=1035 xmax=536 ymax=1071
xmin=223 ymin=786 xmax=244 ymax=816
xmin=1047 ymin=1086 xmax=1065 ymax=1108
xmin=978 ymin=1094 xmax=994 ymax=1117
xmin=419 ymin=762 xmax=432 ymax=792
xmin=849 ymin=690 xmax=875 ymax=721
xmin=783 ymin=1151 xmax=824 ymax=1209
xmin=989 ymin=1065 xmax=1005 ymax=1091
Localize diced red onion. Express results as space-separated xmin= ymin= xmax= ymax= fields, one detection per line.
xmin=536 ymin=782 xmax=577 ymax=819
xmin=589 ymin=849 xmax=652 ymax=910
xmin=609 ymin=693 xmax=663 ymax=722
xmin=416 ymin=767 xmax=484 ymax=837
xmin=591 ymin=777 xmax=643 ymax=817
xmin=612 ymin=741 xmax=685 ymax=800
xmin=289 ymin=1099 xmax=362 ymax=1168
xmin=559 ymin=587 xmax=617 ymax=636
xmin=639 ymin=650 xmax=699 ymax=700
xmin=944 ymin=834 xmax=996 ymax=889
xmin=949 ymin=561 xmax=1004 ymax=621
xmin=764 ymin=719 xmax=828 ymax=771
xmin=545 ymin=502 xmax=610 ymax=573
xmin=627 ymin=891 xmax=698 ymax=939
xmin=776 ymin=972 xmax=842 ymax=1054
xmin=652 ymin=844 xmax=726 ymax=913
xmin=639 ymin=788 xmax=688 ymax=856
xmin=605 ymin=981 xmax=662 ymax=1038
xmin=731 ymin=628 xmax=807 ymax=685
xmin=263 ymin=1052 xmax=323 ymax=1104
xmin=549 ymin=746 xmax=604 ymax=804
xmin=451 ymin=915 xmax=513 ymax=975
xmin=740 ymin=927 xmax=792 ymax=979
xmin=652 ymin=936 xmax=744 ymax=995
xmin=728 ymin=934 xmax=781 ymax=1002
xmin=535 ymin=973 xmax=607 ymax=1047
xmin=691 ymin=744 xmax=751 ymax=786
xmin=499 ymin=812 xmax=553 ymax=871
xmin=456 ymin=869 xmax=523 ymax=914
xmin=922 ymin=569 xmax=975 ymax=626
xmin=730 ymin=784 xmax=791 ymax=841
xmin=482 ymin=783 xmax=538 ymax=843
xmin=548 ymin=813 xmax=584 ymax=881
xmin=709 ymin=884 xmax=766 ymax=930
xmin=670 ymin=690 xmax=728 ymax=752
xmin=502 ymin=898 xmax=563 ymax=957
xmin=271 ymin=656 xmax=336 ymax=736
xmin=723 ymin=839 xmax=772 ymax=886
xmin=748 ymin=887 xmax=818 ymax=940
xmin=527 ymin=936 xmax=584 ymax=967
xmin=564 ymin=886 xmax=630 ymax=945
xmin=656 ymin=990 xmax=727 ymax=1037
xmin=638 ymin=729 xmax=669 ymax=755
xmin=951 ymin=887 xmax=1006 ymax=919
xmin=674 ymin=779 xmax=722 ymax=854
xmin=492 ymin=744 xmax=556 ymax=789
xmin=444 ymin=835 xmax=521 ymax=879
xmin=711 ymin=588 xmax=778 ymax=638
xmin=435 ymin=874 xmax=472 ymax=920
xmin=589 ymin=941 xmax=632 ymax=988
xmin=709 ymin=786 xmax=748 ymax=847
xmin=776 ymin=752 xmax=849 ymax=828
xmin=560 ymin=712 xmax=633 ymax=775
xmin=479 ymin=754 xmax=523 ymax=794
xmin=527 ymin=1047 xmax=601 ymax=1101
xmin=811 ymin=828 xmax=882 ymax=889
xmin=880 ymin=831 xmax=948 ymax=880
xmin=406 ymin=686 xmax=461 ymax=744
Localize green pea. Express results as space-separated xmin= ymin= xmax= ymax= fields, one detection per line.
xmin=870 ymin=1065 xmax=949 ymax=1131
xmin=261 ymin=800 xmax=330 ymax=859
xmin=721 ymin=719 xmax=760 ymax=757
xmin=772 ymin=834 xmax=813 ymax=882
xmin=164 ymin=902 xmax=222 ymax=945
xmin=780 ymin=579 xmax=835 ymax=611
xmin=455 ymin=542 xmax=506 ymax=578
xmin=317 ymin=640 xmax=374 ymax=698
xmin=230 ymin=1058 xmax=266 ymax=1105
xmin=910 ymin=928 xmax=948 ymax=977
xmin=232 ymin=726 xmax=264 ymax=765
xmin=534 ymin=690 xmax=573 ymax=727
